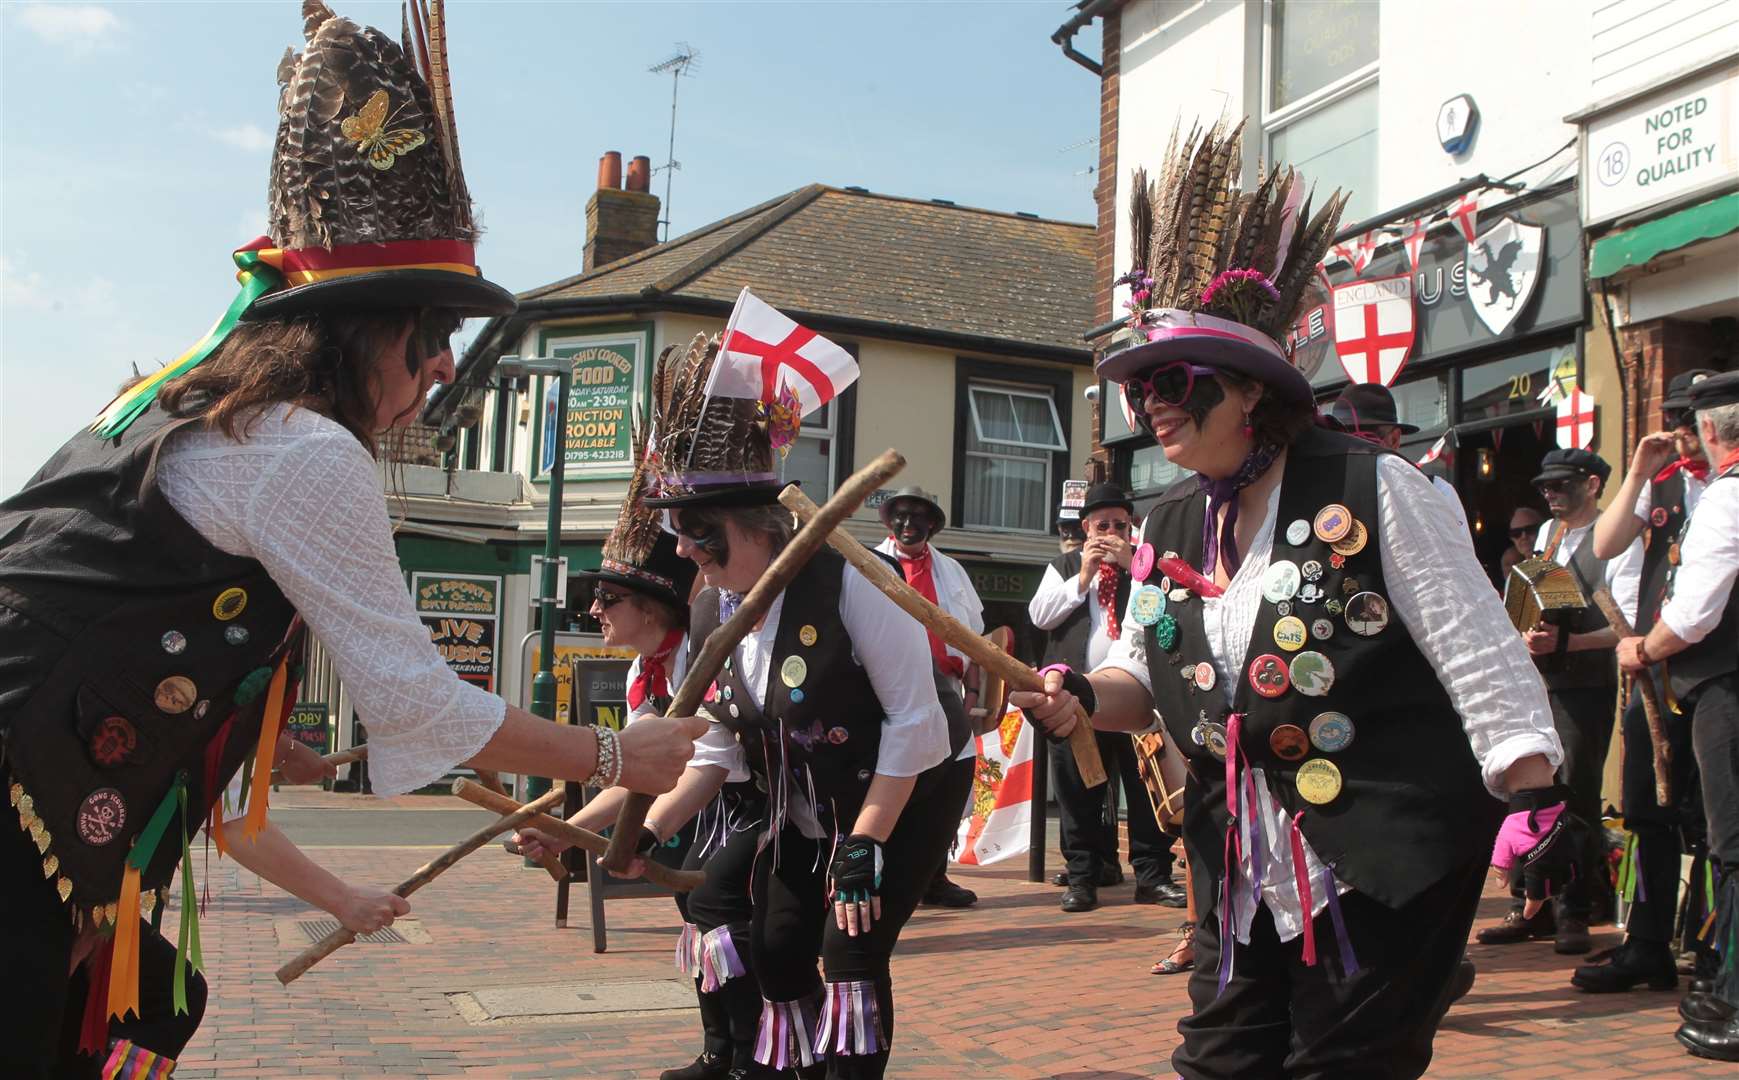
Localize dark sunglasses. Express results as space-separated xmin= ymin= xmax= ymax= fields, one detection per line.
xmin=592 ymin=586 xmax=629 ymax=610
xmin=1508 ymin=523 xmax=1541 ymax=538
xmin=1123 ymin=362 xmax=1219 ymax=410
xmin=1087 ymin=519 xmax=1132 ymax=534
xmin=1663 ymin=408 xmax=1694 ymax=431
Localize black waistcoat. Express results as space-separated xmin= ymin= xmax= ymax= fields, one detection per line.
xmin=689 ymin=548 xmax=887 ymax=830
xmin=1666 ymin=468 xmax=1739 ymax=700
xmin=1635 ymin=470 xmax=1690 ymax=634
xmin=0 ymin=405 xmax=297 ymax=916
xmin=1533 ymin=519 xmax=1619 ymax=691
xmin=1040 ymin=550 xmax=1132 ymax=669
xmin=1140 ymin=427 xmax=1502 ymax=914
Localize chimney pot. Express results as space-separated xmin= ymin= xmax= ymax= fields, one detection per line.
xmin=597 ymin=151 xmax=623 ymax=191
xmin=626 ymin=155 xmax=652 ymax=193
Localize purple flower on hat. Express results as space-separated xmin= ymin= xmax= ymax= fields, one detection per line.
xmin=1200 ymin=268 xmax=1280 ymax=325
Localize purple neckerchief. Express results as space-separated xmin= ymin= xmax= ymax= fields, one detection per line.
xmin=1197 ymin=440 xmax=1282 ymax=579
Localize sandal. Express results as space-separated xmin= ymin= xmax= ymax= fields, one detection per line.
xmin=1151 ymin=920 xmax=1196 ymax=975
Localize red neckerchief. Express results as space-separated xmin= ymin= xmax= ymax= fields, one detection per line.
xmin=895 ymin=541 xmax=966 ymax=680
xmin=1096 ymin=561 xmax=1121 ymax=641
xmin=628 ymin=628 xmax=685 ymax=711
xmin=1717 ymin=447 xmax=1739 ymax=476
xmin=1653 ymin=455 xmax=1710 ymax=485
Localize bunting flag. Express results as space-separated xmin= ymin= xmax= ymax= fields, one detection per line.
xmin=1418 ymin=434 xmax=1449 ymax=467
xmin=1350 ymin=231 xmax=1378 ymax=274
xmin=1401 ymin=218 xmax=1428 ymax=270
xmin=1448 ymin=191 xmax=1481 ymax=244
xmin=954 ymin=706 xmax=1033 ymax=866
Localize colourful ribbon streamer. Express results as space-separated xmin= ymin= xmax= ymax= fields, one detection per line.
xmin=242 ymin=657 xmax=291 ymax=840
xmin=174 ymin=788 xmax=204 ymax=1015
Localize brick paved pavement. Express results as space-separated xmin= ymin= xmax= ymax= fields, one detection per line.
xmin=166 ymin=795 xmax=1729 ymax=1079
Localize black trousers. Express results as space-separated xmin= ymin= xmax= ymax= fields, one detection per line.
xmin=753 ymin=757 xmax=971 ymax=1080
xmin=1174 ymin=858 xmax=1488 ymax=1080
xmin=0 ymin=768 xmax=207 ymax=1079
xmin=1534 ymin=683 xmax=1618 ymax=919
xmin=1690 ymin=677 xmax=1739 ymax=870
xmin=1053 ymin=729 xmax=1172 ymax=887
xmin=673 ymin=789 xmax=767 ymax=1069
xmin=1618 ymin=682 xmax=1706 ymax=946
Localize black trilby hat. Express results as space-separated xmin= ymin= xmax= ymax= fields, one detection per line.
xmin=1328 ymin=383 xmax=1418 ymax=434
xmin=1687 ymin=370 xmax=1739 ymax=411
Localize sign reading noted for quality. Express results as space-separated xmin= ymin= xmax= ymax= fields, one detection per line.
xmin=1584 ymin=64 xmax=1739 ymax=224
xmin=539 ymin=334 xmax=644 ymax=474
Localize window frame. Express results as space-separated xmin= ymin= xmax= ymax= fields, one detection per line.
xmin=1260 ymin=0 xmax=1380 ymax=210
xmin=951 ymin=358 xmax=1074 ymax=536
xmin=966 ymin=384 xmax=1069 ymax=453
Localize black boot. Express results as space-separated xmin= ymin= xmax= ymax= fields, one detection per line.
xmin=1677 ymin=1014 xmax=1739 ymax=1062
xmin=922 ymin=871 xmax=978 ymax=908
xmin=1570 ymin=941 xmax=1678 ymax=993
xmin=720 ymin=974 xmax=768 ymax=1076
xmin=661 ymin=982 xmax=733 ymax=1080
xmin=1476 ymin=906 xmax=1555 ymax=945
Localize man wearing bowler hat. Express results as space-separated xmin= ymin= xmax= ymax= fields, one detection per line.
xmin=1479 ymin=446 xmax=1642 ymax=954
xmin=1328 ymin=383 xmax=1465 ymax=530
xmin=1028 ymin=483 xmax=1180 ymax=912
xmin=876 ymin=487 xmax=984 ymax=908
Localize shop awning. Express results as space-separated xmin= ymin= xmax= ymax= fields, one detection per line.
xmin=1589 ymin=192 xmax=1739 ymax=279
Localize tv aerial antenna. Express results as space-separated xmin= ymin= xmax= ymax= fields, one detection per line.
xmin=649 ymin=43 xmax=700 ymax=242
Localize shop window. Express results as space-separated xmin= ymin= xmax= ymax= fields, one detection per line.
xmin=781 ymin=401 xmax=837 ymax=499
xmin=1129 ymin=443 xmax=1192 ymax=495
xmin=1265 ymin=1 xmax=1380 ymax=223
xmin=1390 ymin=374 xmax=1449 ymax=434
xmin=1459 ymin=344 xmax=1576 ymax=424
xmin=962 ymin=382 xmax=1067 ymax=533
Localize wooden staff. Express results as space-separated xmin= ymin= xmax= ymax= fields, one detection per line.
xmin=453 ymin=779 xmax=704 ymax=893
xmin=781 ymin=486 xmax=1107 ymax=786
xmin=270 ymin=744 xmax=368 ymax=784
xmin=275 ymin=787 xmax=565 ymax=985
xmin=1593 ymin=587 xmax=1671 ymax=806
xmin=601 ymin=449 xmax=909 ymax=872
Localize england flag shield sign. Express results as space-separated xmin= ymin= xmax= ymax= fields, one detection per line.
xmin=1332 ymin=274 xmax=1415 ymax=386
xmin=1466 ymin=216 xmax=1543 ymax=336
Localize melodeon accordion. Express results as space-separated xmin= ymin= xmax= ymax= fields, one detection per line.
xmin=1503 ymin=555 xmax=1589 ymax=632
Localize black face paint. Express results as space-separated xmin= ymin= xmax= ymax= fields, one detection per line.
xmin=889 ymin=503 xmax=932 ymax=546
xmin=1181 ymin=374 xmax=1227 ymax=431
xmin=674 ymin=511 xmax=732 ymax=568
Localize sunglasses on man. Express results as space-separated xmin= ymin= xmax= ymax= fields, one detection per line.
xmin=1508 ymin=523 xmax=1541 ymax=539
xmin=1534 ymin=478 xmax=1581 ymax=495
xmin=1086 ymin=519 xmax=1132 ymax=534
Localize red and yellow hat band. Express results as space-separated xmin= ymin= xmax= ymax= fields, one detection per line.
xmin=249 ymin=237 xmax=481 ymax=286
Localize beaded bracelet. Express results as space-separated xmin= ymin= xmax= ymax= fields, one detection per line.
xmin=592 ymin=724 xmax=624 ymax=789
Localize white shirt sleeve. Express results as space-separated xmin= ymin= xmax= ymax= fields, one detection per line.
xmin=1376 ymin=456 xmax=1562 ymax=794
xmin=840 ymin=563 xmax=950 ymax=777
xmin=158 ymin=407 xmax=505 ymax=797
xmin=1606 ymin=535 xmax=1646 ymax=629
xmin=658 ymin=642 xmax=750 ymax=782
xmin=1660 ymin=478 xmax=1739 ymax=644
xmin=1028 ymin=563 xmax=1088 ymax=630
xmin=1633 ymin=481 xmax=1653 ymax=525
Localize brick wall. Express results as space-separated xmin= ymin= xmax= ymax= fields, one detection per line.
xmin=1617 ymin=317 xmax=1722 ymax=450
xmin=1087 ymin=9 xmax=1121 ymax=480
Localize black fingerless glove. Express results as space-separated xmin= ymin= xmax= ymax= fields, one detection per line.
xmin=1024 ymin=665 xmax=1097 ymax=743
xmin=828 ymin=834 xmax=883 ymax=904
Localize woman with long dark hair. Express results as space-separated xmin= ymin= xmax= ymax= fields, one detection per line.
xmin=1014 ymin=123 xmax=1573 ymax=1079
xmin=0 ymin=7 xmax=699 ymax=1076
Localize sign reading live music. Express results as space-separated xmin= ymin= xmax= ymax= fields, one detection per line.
xmin=1308 ymin=187 xmax=1582 ymax=389
xmin=412 ymin=573 xmax=502 ymax=693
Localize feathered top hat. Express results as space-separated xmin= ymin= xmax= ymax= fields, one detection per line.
xmin=580 ymin=418 xmax=698 ymax=610
xmin=642 ymin=334 xmax=786 ymax=508
xmin=1098 ymin=120 xmax=1347 ymax=405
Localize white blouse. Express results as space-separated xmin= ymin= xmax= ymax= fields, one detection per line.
xmin=628 ymin=641 xmax=751 ymax=784
xmin=158 ymin=405 xmax=505 ymax=797
xmin=1096 ymin=454 xmax=1562 ymax=944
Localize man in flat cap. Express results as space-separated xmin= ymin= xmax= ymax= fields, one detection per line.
xmin=1575 ymin=369 xmax=1721 ymax=996
xmin=1615 ymin=370 xmax=1739 ymax=1061
xmin=1480 ymin=446 xmax=1642 ymax=954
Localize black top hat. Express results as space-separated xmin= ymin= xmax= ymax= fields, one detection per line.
xmin=1532 ymin=447 xmax=1611 ymax=487
xmin=1328 ymin=383 xmax=1418 ymax=434
xmin=1080 ymin=482 xmax=1134 ymax=518
xmin=245 ymin=0 xmax=515 ymax=320
xmin=878 ymin=487 xmax=946 ymax=537
xmin=1667 ymin=368 xmax=1725 ymax=411
xmin=578 ymin=421 xmax=697 ymax=611
xmin=1688 ymin=370 xmax=1739 ymax=411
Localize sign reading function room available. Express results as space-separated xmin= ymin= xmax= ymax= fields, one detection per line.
xmin=538 ymin=330 xmax=647 ymax=477
xmin=413 ymin=573 xmax=502 ymax=693
xmin=1585 ymin=63 xmax=1738 ymax=224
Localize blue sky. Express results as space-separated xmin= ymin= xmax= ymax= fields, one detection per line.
xmin=1 ymin=1 xmax=1102 ymax=494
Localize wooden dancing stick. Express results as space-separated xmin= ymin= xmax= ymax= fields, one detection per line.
xmin=601 ymin=449 xmax=909 ymax=872
xmin=780 ymin=486 xmax=1108 ymax=787
xmin=1592 ymin=587 xmax=1671 ymax=807
xmin=271 ymin=744 xmax=367 ymax=784
xmin=453 ymin=779 xmax=704 ymax=892
xmin=275 ymin=787 xmax=565 ymax=985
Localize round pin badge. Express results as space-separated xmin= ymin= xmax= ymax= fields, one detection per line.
xmin=1276 ymin=601 xmax=1292 ymax=617
xmin=780 ymin=655 xmax=809 ymax=689
xmin=790 ymin=689 xmax=807 ymax=704
xmin=1202 ymin=722 xmax=1229 ymax=760
xmin=1341 ymin=576 xmax=1362 ymax=596
xmin=193 ymin=700 xmax=210 ymax=720
xmin=722 ymin=686 xmax=734 ymax=700
xmin=1285 ymin=519 xmax=1311 ymax=546
xmin=1269 ymin=724 xmax=1309 ymax=761
xmin=75 ymin=788 xmax=127 ymax=846
xmin=1331 ymin=519 xmax=1369 ymax=557
xmin=1248 ymin=654 xmax=1291 ymax=698
xmin=1345 ymin=591 xmax=1391 ymax=637
xmin=1131 ymin=542 xmax=1156 ymax=583
xmin=224 ymin=625 xmax=250 ymax=647
xmin=1309 ymin=711 xmax=1356 ymax=752
xmin=1262 ymin=561 xmax=1302 ymax=604
xmin=1313 ymin=504 xmax=1353 ymax=544
xmin=1300 ymin=560 xmax=1324 ymax=583
xmin=1131 ymin=585 xmax=1166 ymax=626
xmin=1295 ymin=759 xmax=1343 ymax=805
xmin=212 ymin=587 xmax=248 ymax=621
xmin=1310 ymin=618 xmax=1335 ymax=641
xmin=1297 ymin=583 xmax=1325 ymax=605
xmin=1289 ymin=651 xmax=1336 ymax=696
xmin=1154 ymin=614 xmax=1179 ymax=650
xmin=799 ymin=625 xmax=818 ymax=647
xmin=1325 ymin=598 xmax=1344 ymax=616
xmin=160 ymin=631 xmax=187 ymax=656
xmin=729 ymin=703 xmax=740 ymax=718
xmin=827 ymin=726 xmax=849 ymax=745
xmin=1190 ymin=720 xmax=1209 ymax=746
xmin=1273 ymin=616 xmax=1308 ymax=652
xmin=1193 ymin=661 xmax=1218 ymax=693
xmin=154 ymin=676 xmax=197 ymax=715
xmin=1651 ymin=506 xmax=1669 ymax=528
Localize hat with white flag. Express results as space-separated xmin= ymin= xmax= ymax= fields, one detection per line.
xmin=644 ymin=291 xmax=860 ymax=508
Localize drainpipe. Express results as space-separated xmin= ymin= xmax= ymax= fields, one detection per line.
xmin=1051 ymin=0 xmax=1119 ymax=76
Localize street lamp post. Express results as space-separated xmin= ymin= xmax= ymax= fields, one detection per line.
xmin=496 ymin=354 xmax=574 ymax=803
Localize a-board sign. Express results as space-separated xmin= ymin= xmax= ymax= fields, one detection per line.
xmin=285 ymin=702 xmax=331 ymax=756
